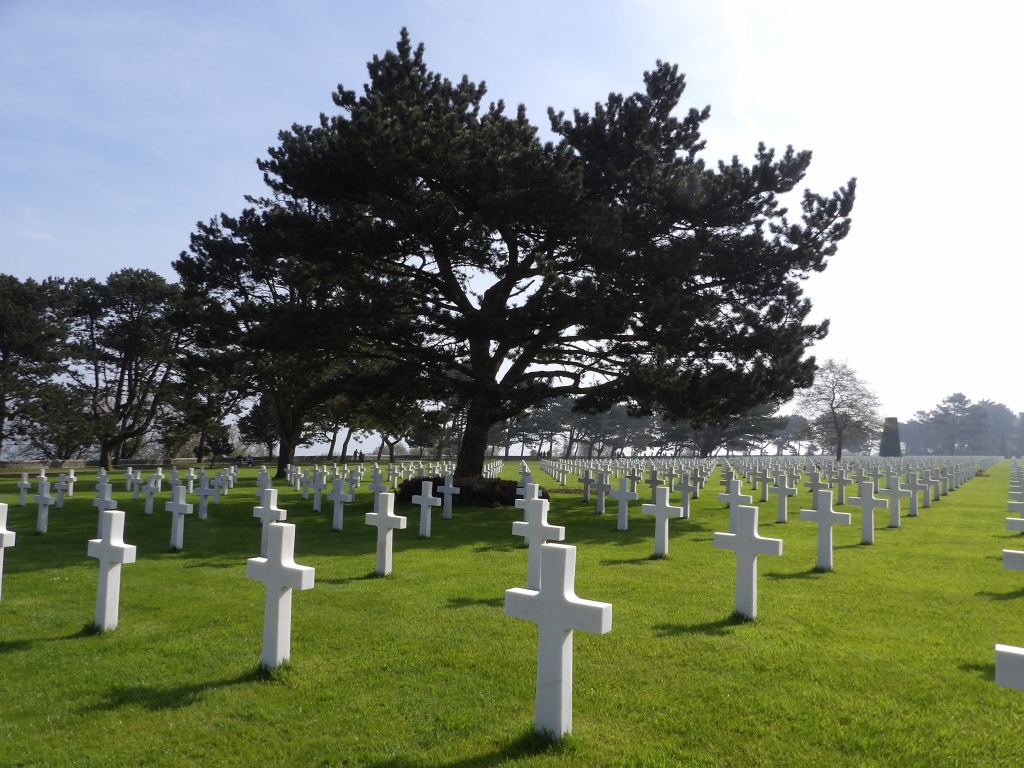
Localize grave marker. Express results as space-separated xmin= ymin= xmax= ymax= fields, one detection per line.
xmin=504 ymin=543 xmax=612 ymax=739
xmin=513 ymin=489 xmax=566 ymax=590
xmin=412 ymin=480 xmax=442 ymax=538
xmin=713 ymin=504 xmax=783 ymax=619
xmin=799 ymin=489 xmax=851 ymax=571
xmin=365 ymin=493 xmax=407 ymax=576
xmin=87 ymin=509 xmax=136 ymax=631
xmin=246 ymin=522 xmax=315 ymax=669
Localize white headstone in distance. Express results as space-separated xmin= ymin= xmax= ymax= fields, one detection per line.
xmin=365 ymin=493 xmax=407 ymax=576
xmin=254 ymin=488 xmax=287 ymax=556
xmin=165 ymin=485 xmax=193 ymax=551
xmin=246 ymin=521 xmax=315 ymax=669
xmin=609 ymin=477 xmax=639 ymax=531
xmin=16 ymin=473 xmax=31 ymax=506
xmin=504 ymin=543 xmax=612 ymax=739
xmin=641 ymin=486 xmax=684 ymax=558
xmin=799 ymin=489 xmax=851 ymax=571
xmin=54 ymin=475 xmax=68 ymax=509
xmin=717 ymin=479 xmax=753 ymax=533
xmin=767 ymin=473 xmax=797 ymax=523
xmin=713 ymin=504 xmax=783 ymax=619
xmin=326 ymin=478 xmax=353 ymax=532
xmin=0 ymin=503 xmax=15 ymax=600
xmin=195 ymin=476 xmax=216 ymax=520
xmin=34 ymin=479 xmax=55 ymax=534
xmin=848 ymin=480 xmax=886 ymax=545
xmin=877 ymin=475 xmax=912 ymax=528
xmin=513 ymin=490 xmax=566 ymax=590
xmin=93 ymin=481 xmax=116 ymax=537
xmin=142 ymin=477 xmax=157 ymax=516
xmin=439 ymin=474 xmax=461 ymax=520
xmin=412 ymin=480 xmax=442 ymax=538
xmin=87 ymin=508 xmax=136 ymax=631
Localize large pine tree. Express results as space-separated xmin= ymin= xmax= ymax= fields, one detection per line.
xmin=180 ymin=30 xmax=856 ymax=477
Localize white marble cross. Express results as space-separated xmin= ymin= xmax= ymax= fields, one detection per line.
xmin=142 ymin=477 xmax=157 ymax=516
xmin=609 ymin=477 xmax=639 ymax=531
xmin=505 ymin=543 xmax=612 ymax=739
xmin=34 ymin=479 xmax=55 ymax=534
xmin=717 ymin=479 xmax=753 ymax=533
xmin=93 ymin=480 xmax=116 ymax=536
xmin=847 ymin=480 xmax=886 ymax=544
xmin=54 ymin=475 xmax=67 ymax=509
xmin=753 ymin=468 xmax=772 ymax=502
xmin=0 ymin=503 xmax=15 ymax=601
xmin=877 ymin=475 xmax=912 ymax=528
xmin=677 ymin=472 xmax=698 ymax=513
xmin=165 ymin=484 xmax=193 ymax=551
xmin=310 ymin=470 xmax=328 ymax=512
xmin=713 ymin=504 xmax=783 ymax=619
xmin=593 ymin=472 xmax=611 ymax=514
xmin=804 ymin=471 xmax=828 ymax=505
xmin=87 ymin=508 xmax=137 ymax=631
xmin=438 ymin=474 xmax=461 ymax=520
xmin=195 ymin=476 xmax=216 ymax=520
xmin=412 ymin=480 xmax=442 ymax=537
xmin=246 ymin=521 xmax=315 ymax=669
xmin=254 ymin=488 xmax=287 ymax=556
xmin=642 ymin=486 xmax=684 ymax=558
xmin=800 ymin=489 xmax=851 ymax=571
xmin=326 ymin=478 xmax=352 ymax=531
xmin=579 ymin=470 xmax=595 ymax=503
xmin=513 ymin=490 xmax=566 ymax=590
xmin=767 ymin=474 xmax=797 ymax=523
xmin=16 ymin=473 xmax=31 ymax=506
xmin=905 ymin=472 xmax=929 ymax=517
xmin=831 ymin=468 xmax=850 ymax=504
xmin=365 ymin=492 xmax=407 ymax=576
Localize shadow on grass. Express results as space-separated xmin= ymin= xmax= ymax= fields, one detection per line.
xmin=765 ymin=568 xmax=823 ymax=581
xmin=473 ymin=543 xmax=517 ymax=554
xmin=0 ymin=638 xmax=36 ymax=654
xmin=600 ymin=556 xmax=653 ymax=566
xmin=368 ymin=727 xmax=578 ymax=768
xmin=319 ymin=572 xmax=380 ymax=586
xmin=960 ymin=662 xmax=996 ymax=682
xmin=83 ymin=669 xmax=263 ymax=712
xmin=654 ymin=613 xmax=751 ymax=638
xmin=446 ymin=596 xmax=503 ymax=609
xmin=977 ymin=588 xmax=1024 ymax=601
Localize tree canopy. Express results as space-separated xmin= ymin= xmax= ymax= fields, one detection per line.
xmin=177 ymin=30 xmax=856 ymax=477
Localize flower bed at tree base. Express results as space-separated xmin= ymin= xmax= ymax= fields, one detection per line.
xmin=396 ymin=476 xmax=549 ymax=507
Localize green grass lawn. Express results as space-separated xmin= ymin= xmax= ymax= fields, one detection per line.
xmin=1 ymin=460 xmax=1023 ymax=767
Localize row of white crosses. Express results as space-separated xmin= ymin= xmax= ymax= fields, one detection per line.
xmin=996 ymin=461 xmax=1024 ymax=690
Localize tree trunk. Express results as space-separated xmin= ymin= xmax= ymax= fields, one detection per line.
xmin=376 ymin=442 xmax=384 ymax=461
xmin=276 ymin=430 xmax=299 ymax=478
xmin=326 ymin=425 xmax=340 ymax=459
xmin=100 ymin=440 xmax=116 ymax=472
xmin=455 ymin=402 xmax=497 ymax=478
xmin=339 ymin=427 xmax=353 ymax=463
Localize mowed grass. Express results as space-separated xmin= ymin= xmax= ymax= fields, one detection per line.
xmin=1 ymin=460 xmax=1024 ymax=767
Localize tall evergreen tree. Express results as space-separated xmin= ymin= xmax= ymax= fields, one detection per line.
xmin=187 ymin=30 xmax=856 ymax=477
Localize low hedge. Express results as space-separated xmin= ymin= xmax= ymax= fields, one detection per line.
xmin=395 ymin=476 xmax=549 ymax=507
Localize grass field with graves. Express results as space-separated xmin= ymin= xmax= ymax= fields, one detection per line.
xmin=1 ymin=460 xmax=1023 ymax=767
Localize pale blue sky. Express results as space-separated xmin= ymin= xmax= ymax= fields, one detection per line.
xmin=2 ymin=0 xmax=1021 ymax=421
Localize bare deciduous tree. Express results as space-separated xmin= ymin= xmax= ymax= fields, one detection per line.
xmin=797 ymin=360 xmax=881 ymax=460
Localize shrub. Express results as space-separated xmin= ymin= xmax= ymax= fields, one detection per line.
xmin=395 ymin=476 xmax=549 ymax=507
